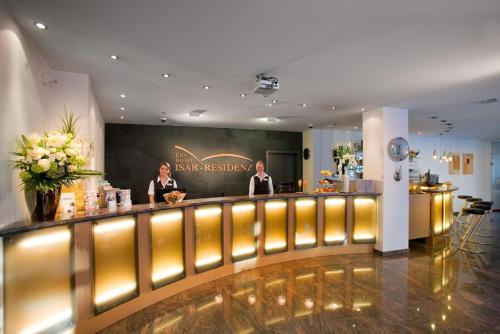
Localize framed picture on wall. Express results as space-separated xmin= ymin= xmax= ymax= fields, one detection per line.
xmin=462 ymin=153 xmax=474 ymax=175
xmin=449 ymin=153 xmax=461 ymax=175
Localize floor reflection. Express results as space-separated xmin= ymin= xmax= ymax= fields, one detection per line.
xmin=100 ymin=213 xmax=500 ymax=334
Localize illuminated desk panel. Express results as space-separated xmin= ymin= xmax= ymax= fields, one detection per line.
xmin=93 ymin=215 xmax=138 ymax=313
xmin=295 ymin=198 xmax=317 ymax=249
xmin=195 ymin=205 xmax=223 ymax=272
xmin=3 ymin=226 xmax=73 ymax=334
xmin=353 ymin=197 xmax=377 ymax=244
xmin=231 ymin=202 xmax=257 ymax=261
xmin=264 ymin=200 xmax=288 ymax=254
xmin=151 ymin=209 xmax=185 ymax=288
xmin=324 ymin=197 xmax=346 ymax=246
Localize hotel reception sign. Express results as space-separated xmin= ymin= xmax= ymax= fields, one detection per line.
xmin=174 ymin=145 xmax=254 ymax=173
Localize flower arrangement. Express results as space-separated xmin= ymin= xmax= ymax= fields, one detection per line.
xmin=11 ymin=112 xmax=101 ymax=193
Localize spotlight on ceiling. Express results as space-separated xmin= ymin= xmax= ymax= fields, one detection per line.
xmin=34 ymin=22 xmax=47 ymax=30
xmin=120 ymin=93 xmax=126 ymax=98
xmin=109 ymin=54 xmax=119 ymax=61
xmin=203 ymin=85 xmax=211 ymax=90
xmin=331 ymin=106 xmax=336 ymax=110
xmin=360 ymin=108 xmax=366 ymax=112
xmin=120 ymin=107 xmax=125 ymax=110
xmin=162 ymin=73 xmax=171 ymax=78
xmin=240 ymin=94 xmax=246 ymax=98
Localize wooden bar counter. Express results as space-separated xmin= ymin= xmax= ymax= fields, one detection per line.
xmin=0 ymin=192 xmax=380 ymax=334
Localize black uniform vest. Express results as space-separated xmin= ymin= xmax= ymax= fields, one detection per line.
xmin=154 ymin=178 xmax=176 ymax=202
xmin=253 ymin=175 xmax=270 ymax=195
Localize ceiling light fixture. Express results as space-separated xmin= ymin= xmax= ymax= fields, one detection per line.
xmin=360 ymin=108 xmax=366 ymax=112
xmin=417 ymin=131 xmax=422 ymax=135
xmin=120 ymin=107 xmax=125 ymax=110
xmin=331 ymin=106 xmax=336 ymax=110
xmin=34 ymin=22 xmax=48 ymax=30
xmin=109 ymin=54 xmax=119 ymax=61
xmin=240 ymin=94 xmax=246 ymax=98
xmin=189 ymin=109 xmax=207 ymax=118
xmin=203 ymin=85 xmax=211 ymax=90
xmin=162 ymin=73 xmax=171 ymax=78
xmin=120 ymin=116 xmax=125 ymax=119
xmin=300 ymin=103 xmax=307 ymax=108
xmin=120 ymin=93 xmax=126 ymax=98
xmin=441 ymin=120 xmax=447 ymax=123
xmin=272 ymin=100 xmax=278 ymax=104
xmin=353 ymin=126 xmax=358 ymax=130
xmin=430 ymin=116 xmax=438 ymax=119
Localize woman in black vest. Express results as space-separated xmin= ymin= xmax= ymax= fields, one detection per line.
xmin=148 ymin=162 xmax=178 ymax=204
xmin=249 ymin=161 xmax=274 ymax=196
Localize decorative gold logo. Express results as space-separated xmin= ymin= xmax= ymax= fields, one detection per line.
xmin=174 ymin=145 xmax=253 ymax=172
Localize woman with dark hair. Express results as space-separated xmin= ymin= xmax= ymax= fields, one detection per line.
xmin=148 ymin=162 xmax=178 ymax=204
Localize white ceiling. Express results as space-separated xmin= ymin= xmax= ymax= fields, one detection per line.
xmin=5 ymin=0 xmax=500 ymax=140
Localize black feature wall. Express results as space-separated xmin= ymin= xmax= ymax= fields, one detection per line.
xmin=105 ymin=124 xmax=302 ymax=204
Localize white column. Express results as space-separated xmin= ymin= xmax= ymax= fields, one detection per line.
xmin=363 ymin=107 xmax=409 ymax=253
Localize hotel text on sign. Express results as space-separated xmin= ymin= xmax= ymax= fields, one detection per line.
xmin=174 ymin=145 xmax=254 ymax=173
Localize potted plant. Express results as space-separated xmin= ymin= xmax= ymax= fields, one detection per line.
xmin=11 ymin=112 xmax=101 ymax=221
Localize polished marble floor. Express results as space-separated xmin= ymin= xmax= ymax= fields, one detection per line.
xmin=100 ymin=213 xmax=500 ymax=334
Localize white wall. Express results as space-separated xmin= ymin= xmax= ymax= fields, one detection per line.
xmin=408 ymin=135 xmax=491 ymax=208
xmin=363 ymin=107 xmax=409 ymax=253
xmin=302 ymin=128 xmax=362 ymax=191
xmin=0 ymin=2 xmax=104 ymax=226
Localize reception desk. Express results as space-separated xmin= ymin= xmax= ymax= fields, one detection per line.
xmin=409 ymin=187 xmax=458 ymax=245
xmin=0 ymin=192 xmax=379 ymax=334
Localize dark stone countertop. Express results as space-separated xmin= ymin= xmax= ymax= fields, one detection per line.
xmin=0 ymin=192 xmax=381 ymax=237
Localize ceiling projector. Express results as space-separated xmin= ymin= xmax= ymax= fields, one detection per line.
xmin=253 ymin=75 xmax=279 ymax=97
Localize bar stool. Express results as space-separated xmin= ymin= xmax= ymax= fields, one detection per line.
xmin=457 ymin=195 xmax=472 ymax=215
xmin=467 ymin=203 xmax=493 ymax=245
xmin=458 ymin=208 xmax=487 ymax=254
xmin=455 ymin=197 xmax=483 ymax=236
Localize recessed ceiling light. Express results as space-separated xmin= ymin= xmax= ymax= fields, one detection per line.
xmin=301 ymin=103 xmax=307 ymax=108
xmin=120 ymin=107 xmax=125 ymax=110
xmin=240 ymin=94 xmax=246 ymax=98
xmin=327 ymin=124 xmax=334 ymax=128
xmin=430 ymin=116 xmax=438 ymax=119
xmin=162 ymin=73 xmax=171 ymax=78
xmin=417 ymin=131 xmax=422 ymax=135
xmin=267 ymin=117 xmax=277 ymax=122
xmin=445 ymin=130 xmax=450 ymax=132
xmin=446 ymin=123 xmax=452 ymax=126
xmin=353 ymin=126 xmax=358 ymax=130
xmin=272 ymin=100 xmax=278 ymax=104
xmin=441 ymin=120 xmax=447 ymax=123
xmin=109 ymin=54 xmax=119 ymax=61
xmin=360 ymin=108 xmax=366 ymax=112
xmin=120 ymin=93 xmax=126 ymax=98
xmin=331 ymin=106 xmax=336 ymax=110
xmin=34 ymin=22 xmax=47 ymax=30
xmin=120 ymin=116 xmax=125 ymax=119
xmin=203 ymin=85 xmax=211 ymax=90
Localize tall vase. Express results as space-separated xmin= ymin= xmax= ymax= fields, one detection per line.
xmin=25 ymin=187 xmax=62 ymax=221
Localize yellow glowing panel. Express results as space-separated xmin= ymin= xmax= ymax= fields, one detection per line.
xmin=195 ymin=205 xmax=222 ymax=271
xmin=324 ymin=197 xmax=346 ymax=245
xmin=151 ymin=209 xmax=185 ymax=288
xmin=93 ymin=216 xmax=137 ymax=312
xmin=265 ymin=200 xmax=288 ymax=253
xmin=432 ymin=194 xmax=444 ymax=235
xmin=353 ymin=197 xmax=377 ymax=244
xmin=443 ymin=193 xmax=452 ymax=232
xmin=4 ymin=226 xmax=73 ymax=334
xmin=295 ymin=199 xmax=317 ymax=248
xmin=232 ymin=202 xmax=257 ymax=261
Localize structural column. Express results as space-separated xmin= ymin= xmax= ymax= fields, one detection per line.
xmin=363 ymin=107 xmax=409 ymax=253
